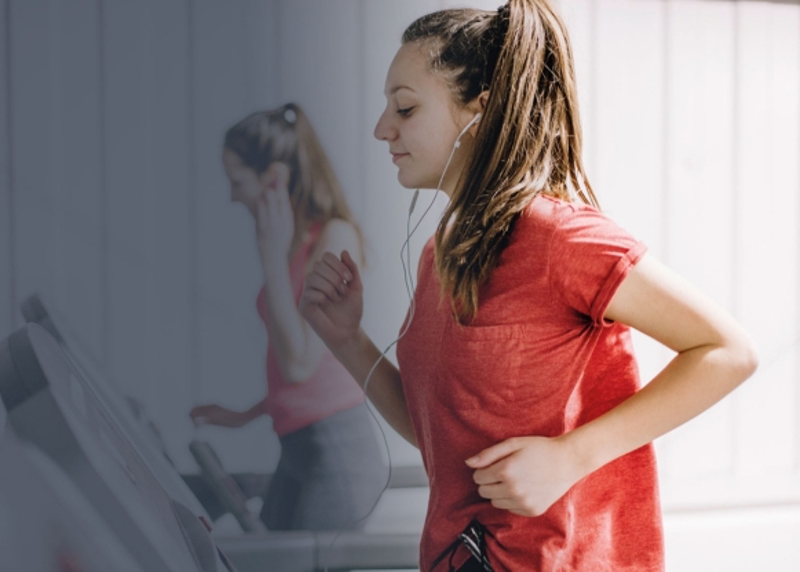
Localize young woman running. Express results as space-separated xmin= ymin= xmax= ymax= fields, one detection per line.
xmin=300 ymin=3 xmax=758 ymax=570
xmin=191 ymin=104 xmax=385 ymax=531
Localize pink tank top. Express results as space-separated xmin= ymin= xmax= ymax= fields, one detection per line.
xmin=257 ymin=221 xmax=365 ymax=436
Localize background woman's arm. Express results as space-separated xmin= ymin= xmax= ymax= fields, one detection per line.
xmin=261 ymin=219 xmax=360 ymax=384
xmin=189 ymin=397 xmax=267 ymax=428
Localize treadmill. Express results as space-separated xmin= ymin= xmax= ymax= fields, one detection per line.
xmin=19 ymin=293 xmax=213 ymax=522
xmin=0 ymin=322 xmax=236 ymax=571
xmin=0 ymin=397 xmax=146 ymax=572
xmin=14 ymin=294 xmax=425 ymax=571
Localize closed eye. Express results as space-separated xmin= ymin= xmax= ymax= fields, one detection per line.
xmin=397 ymin=107 xmax=414 ymax=117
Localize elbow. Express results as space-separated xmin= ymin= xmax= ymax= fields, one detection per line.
xmin=730 ymin=335 xmax=759 ymax=385
xmin=741 ymin=343 xmax=759 ymax=380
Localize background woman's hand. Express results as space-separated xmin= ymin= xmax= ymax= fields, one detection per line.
xmin=300 ymin=250 xmax=363 ymax=351
xmin=465 ymin=435 xmax=585 ymax=517
xmin=255 ymin=161 xmax=294 ymax=263
xmin=189 ymin=404 xmax=253 ymax=429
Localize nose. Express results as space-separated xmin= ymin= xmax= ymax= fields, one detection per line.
xmin=373 ymin=107 xmax=395 ymax=142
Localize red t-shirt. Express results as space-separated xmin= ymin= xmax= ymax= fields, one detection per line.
xmin=257 ymin=222 xmax=365 ymax=436
xmin=396 ymin=194 xmax=664 ymax=571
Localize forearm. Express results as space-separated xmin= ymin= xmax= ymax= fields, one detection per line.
xmin=333 ymin=329 xmax=418 ymax=448
xmin=262 ymin=263 xmax=326 ymax=383
xmin=566 ymin=340 xmax=758 ymax=477
xmin=243 ymin=397 xmax=268 ymax=422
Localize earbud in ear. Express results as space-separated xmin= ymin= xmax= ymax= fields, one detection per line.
xmin=454 ymin=113 xmax=483 ymax=149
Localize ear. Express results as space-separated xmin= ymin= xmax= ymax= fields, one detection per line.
xmin=477 ymin=90 xmax=489 ymax=112
xmin=466 ymin=91 xmax=490 ymax=135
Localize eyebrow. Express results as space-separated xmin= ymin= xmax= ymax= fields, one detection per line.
xmin=386 ymin=85 xmax=416 ymax=96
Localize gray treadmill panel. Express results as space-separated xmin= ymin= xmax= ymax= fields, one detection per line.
xmin=0 ymin=324 xmax=224 ymax=572
xmin=15 ymin=296 xmax=424 ymax=571
xmin=19 ymin=293 xmax=209 ymax=520
xmin=0 ymin=428 xmax=146 ymax=571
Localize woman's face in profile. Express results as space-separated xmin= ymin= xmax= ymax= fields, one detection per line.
xmin=222 ymin=149 xmax=262 ymax=213
xmin=373 ymin=42 xmax=475 ymax=194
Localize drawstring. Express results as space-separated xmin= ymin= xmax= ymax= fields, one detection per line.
xmin=457 ymin=521 xmax=494 ymax=571
xmin=432 ymin=520 xmax=494 ymax=572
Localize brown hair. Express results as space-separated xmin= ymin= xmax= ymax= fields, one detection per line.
xmin=403 ymin=0 xmax=597 ymax=321
xmin=224 ymin=103 xmax=365 ymax=259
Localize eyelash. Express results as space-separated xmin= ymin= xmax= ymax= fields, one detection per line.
xmin=397 ymin=107 xmax=414 ymax=117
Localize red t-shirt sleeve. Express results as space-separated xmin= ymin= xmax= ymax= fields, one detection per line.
xmin=548 ymin=206 xmax=647 ymax=326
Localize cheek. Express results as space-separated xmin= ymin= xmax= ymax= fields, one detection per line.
xmin=410 ymin=121 xmax=455 ymax=165
xmin=240 ymin=179 xmax=262 ymax=199
xmin=413 ymin=137 xmax=450 ymax=178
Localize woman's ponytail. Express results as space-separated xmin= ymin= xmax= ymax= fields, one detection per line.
xmin=403 ymin=1 xmax=596 ymax=321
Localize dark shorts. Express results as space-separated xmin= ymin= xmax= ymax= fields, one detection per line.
xmin=259 ymin=403 xmax=387 ymax=531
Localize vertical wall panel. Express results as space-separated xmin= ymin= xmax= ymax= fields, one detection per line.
xmin=242 ymin=0 xmax=281 ymax=108
xmin=104 ymin=2 xmax=151 ymax=404
xmin=592 ymin=1 xmax=670 ymax=409
xmin=0 ymin=0 xmax=12 ymax=337
xmin=735 ymin=1 xmax=800 ymax=484
xmin=141 ymin=0 xmax=195 ymax=471
xmin=10 ymin=0 xmax=58 ymax=318
xmin=51 ymin=0 xmax=104 ymax=365
xmin=192 ymin=0 xmax=280 ymax=473
xmin=659 ymin=0 xmax=736 ymax=488
xmin=278 ymin=0 xmax=363 ymax=216
xmin=592 ymin=0 xmax=666 ymax=248
xmin=561 ymin=0 xmax=598 ymax=178
xmin=758 ymin=2 xmax=800 ymax=479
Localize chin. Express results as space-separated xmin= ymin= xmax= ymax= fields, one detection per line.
xmin=397 ymin=170 xmax=436 ymax=191
xmin=396 ymin=171 xmax=416 ymax=189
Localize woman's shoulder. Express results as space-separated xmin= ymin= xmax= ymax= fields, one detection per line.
xmin=512 ymin=194 xmax=641 ymax=264
xmin=307 ymin=218 xmax=363 ymax=263
xmin=316 ymin=217 xmax=358 ymax=238
xmin=521 ymin=193 xmax=599 ymax=222
xmin=517 ymin=193 xmax=621 ymax=238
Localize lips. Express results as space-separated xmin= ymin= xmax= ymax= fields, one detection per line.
xmin=391 ymin=152 xmax=409 ymax=163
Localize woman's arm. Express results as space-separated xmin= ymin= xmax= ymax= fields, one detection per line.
xmin=467 ymin=253 xmax=758 ymax=516
xmin=330 ymin=328 xmax=418 ymax=447
xmin=300 ymin=249 xmax=418 ymax=448
xmin=260 ymin=219 xmax=360 ymax=384
xmin=189 ymin=397 xmax=267 ymax=428
xmin=566 ymin=253 xmax=758 ymax=476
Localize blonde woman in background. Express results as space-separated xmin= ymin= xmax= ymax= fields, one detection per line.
xmin=191 ymin=103 xmax=385 ymax=531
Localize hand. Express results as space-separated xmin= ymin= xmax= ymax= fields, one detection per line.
xmin=299 ymin=250 xmax=362 ymax=350
xmin=255 ymin=162 xmax=294 ymax=263
xmin=189 ymin=404 xmax=253 ymax=429
xmin=465 ymin=435 xmax=584 ymax=517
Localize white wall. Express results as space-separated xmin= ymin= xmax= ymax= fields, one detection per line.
xmin=1 ymin=0 xmax=800 ymax=568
